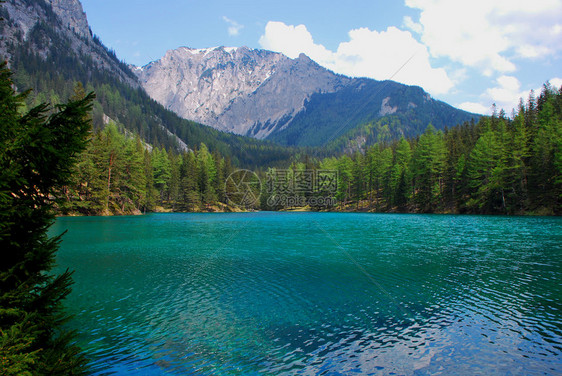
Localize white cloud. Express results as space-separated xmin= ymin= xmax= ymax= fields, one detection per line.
xmin=258 ymin=22 xmax=333 ymax=61
xmin=486 ymin=75 xmax=524 ymax=105
xmin=405 ymin=0 xmax=562 ymax=74
xmin=516 ymin=45 xmax=551 ymax=59
xmin=486 ymin=76 xmax=562 ymax=113
xmin=259 ymin=21 xmax=453 ymax=95
xmin=550 ymin=77 xmax=562 ymax=89
xmin=458 ymin=76 xmax=562 ymax=115
xmin=458 ymin=101 xmax=490 ymax=114
xmin=222 ymin=16 xmax=243 ymax=37
xmin=450 ymin=68 xmax=468 ymax=84
xmin=403 ymin=16 xmax=423 ymax=34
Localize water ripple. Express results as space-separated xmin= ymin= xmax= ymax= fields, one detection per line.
xmin=50 ymin=213 xmax=562 ymax=375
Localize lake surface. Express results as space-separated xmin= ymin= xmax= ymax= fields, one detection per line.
xmin=51 ymin=212 xmax=562 ymax=375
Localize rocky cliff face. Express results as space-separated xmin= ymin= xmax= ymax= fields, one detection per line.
xmin=135 ymin=46 xmax=350 ymax=138
xmin=1 ymin=0 xmax=89 ymax=46
xmin=135 ymin=46 xmax=285 ymax=135
xmin=220 ymin=53 xmax=350 ymax=138
xmin=45 ymin=0 xmax=91 ymax=39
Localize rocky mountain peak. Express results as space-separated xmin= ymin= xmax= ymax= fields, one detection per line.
xmin=135 ymin=46 xmax=292 ymax=135
xmin=134 ymin=46 xmax=354 ymax=138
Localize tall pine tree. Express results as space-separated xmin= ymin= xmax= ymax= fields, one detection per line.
xmin=0 ymin=63 xmax=92 ymax=375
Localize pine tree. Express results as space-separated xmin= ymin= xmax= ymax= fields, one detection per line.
xmin=0 ymin=63 xmax=92 ymax=374
xmin=506 ymin=109 xmax=530 ymax=212
xmin=143 ymin=149 xmax=157 ymax=211
xmin=376 ymin=147 xmax=393 ymax=208
xmin=212 ymin=151 xmax=226 ymax=204
xmin=168 ymin=152 xmax=181 ymax=209
xmin=87 ymin=131 xmax=115 ymax=213
xmin=466 ymin=120 xmax=505 ymax=212
xmin=336 ymin=155 xmax=353 ymax=205
xmin=350 ymin=152 xmax=365 ymax=206
xmin=529 ymin=85 xmax=561 ymax=210
xmin=121 ymin=136 xmax=147 ymax=213
xmin=391 ymin=137 xmax=412 ymax=208
xmin=82 ymin=123 xmax=128 ymax=215
xmin=152 ymin=147 xmax=172 ymax=203
xmin=413 ymin=125 xmax=446 ymax=211
xmin=196 ymin=144 xmax=217 ymax=206
xmin=179 ymin=152 xmax=201 ymax=210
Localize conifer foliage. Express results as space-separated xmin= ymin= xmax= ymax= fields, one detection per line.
xmin=0 ymin=63 xmax=92 ymax=375
xmin=59 ymin=122 xmax=238 ymax=215
xmin=313 ymin=84 xmax=562 ymax=214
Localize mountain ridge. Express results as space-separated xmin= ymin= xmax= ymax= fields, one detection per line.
xmin=134 ymin=45 xmax=479 ymax=146
xmin=0 ymin=0 xmax=140 ymax=87
xmin=134 ymin=46 xmax=353 ymax=139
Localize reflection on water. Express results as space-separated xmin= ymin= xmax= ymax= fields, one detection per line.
xmin=51 ymin=212 xmax=562 ymax=375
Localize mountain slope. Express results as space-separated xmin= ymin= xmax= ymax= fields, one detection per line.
xmin=0 ymin=0 xmax=296 ymax=168
xmin=268 ymin=79 xmax=477 ymax=147
xmin=135 ymin=46 xmax=479 ymax=147
xmin=0 ymin=0 xmax=138 ymax=87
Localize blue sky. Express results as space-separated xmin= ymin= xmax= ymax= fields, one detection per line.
xmin=81 ymin=0 xmax=562 ymax=114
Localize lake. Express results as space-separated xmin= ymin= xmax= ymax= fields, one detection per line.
xmin=51 ymin=212 xmax=562 ymax=375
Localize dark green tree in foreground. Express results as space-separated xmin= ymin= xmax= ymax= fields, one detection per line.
xmin=0 ymin=63 xmax=93 ymax=375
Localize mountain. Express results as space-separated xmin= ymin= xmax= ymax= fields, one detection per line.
xmin=0 ymin=0 xmax=296 ymax=168
xmin=134 ymin=47 xmax=351 ymax=139
xmin=0 ymin=0 xmax=137 ymax=87
xmin=135 ymin=46 xmax=480 ymax=147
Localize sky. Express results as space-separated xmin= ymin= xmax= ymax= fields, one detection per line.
xmin=80 ymin=0 xmax=562 ymax=115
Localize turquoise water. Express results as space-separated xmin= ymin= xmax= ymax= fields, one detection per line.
xmin=51 ymin=212 xmax=562 ymax=375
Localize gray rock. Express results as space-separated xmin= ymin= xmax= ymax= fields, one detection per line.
xmin=379 ymin=97 xmax=398 ymax=116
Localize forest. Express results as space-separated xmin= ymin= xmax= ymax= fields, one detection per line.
xmin=58 ymin=82 xmax=562 ymax=216
xmin=58 ymin=119 xmax=239 ymax=215
xmin=266 ymin=83 xmax=562 ymax=215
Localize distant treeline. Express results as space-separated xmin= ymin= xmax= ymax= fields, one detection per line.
xmin=297 ymin=83 xmax=561 ymax=215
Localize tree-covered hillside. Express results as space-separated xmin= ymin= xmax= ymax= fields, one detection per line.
xmin=62 ymin=83 xmax=562 ymax=216
xmin=267 ymin=85 xmax=561 ymax=215
xmin=267 ymin=78 xmax=479 ymax=147
xmin=58 ymin=119 xmax=243 ymax=216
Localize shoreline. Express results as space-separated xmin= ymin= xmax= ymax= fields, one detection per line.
xmin=56 ymin=205 xmax=559 ymax=217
